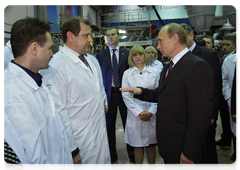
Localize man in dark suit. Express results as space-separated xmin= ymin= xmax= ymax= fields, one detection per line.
xmin=96 ymin=28 xmax=134 ymax=163
xmin=120 ymin=23 xmax=214 ymax=164
xmin=180 ymin=23 xmax=222 ymax=163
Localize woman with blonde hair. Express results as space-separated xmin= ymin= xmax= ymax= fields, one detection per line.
xmin=121 ymin=45 xmax=160 ymax=164
xmin=145 ymin=46 xmax=163 ymax=74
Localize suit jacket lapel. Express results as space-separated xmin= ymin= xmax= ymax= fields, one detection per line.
xmin=159 ymin=51 xmax=191 ymax=92
xmin=104 ymin=48 xmax=112 ymax=68
xmin=159 ymin=65 xmax=168 ymax=87
xmin=119 ymin=47 xmax=125 ymax=66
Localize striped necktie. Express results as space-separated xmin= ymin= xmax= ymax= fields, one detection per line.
xmin=79 ymin=54 xmax=93 ymax=73
xmin=112 ymin=49 xmax=120 ymax=87
xmin=166 ymin=60 xmax=174 ymax=77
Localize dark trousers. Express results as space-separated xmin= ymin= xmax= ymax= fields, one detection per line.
xmin=164 ymin=161 xmax=200 ymax=170
xmin=219 ymin=95 xmax=233 ymax=139
xmin=204 ymin=122 xmax=218 ymax=163
xmin=106 ymin=88 xmax=134 ymax=161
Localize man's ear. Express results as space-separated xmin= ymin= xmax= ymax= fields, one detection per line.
xmin=173 ymin=34 xmax=179 ymax=44
xmin=190 ymin=32 xmax=194 ymax=41
xmin=67 ymin=31 xmax=74 ymax=43
xmin=117 ymin=34 xmax=121 ymax=41
xmin=30 ymin=42 xmax=39 ymax=56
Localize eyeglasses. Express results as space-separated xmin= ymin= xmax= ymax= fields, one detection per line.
xmin=147 ymin=52 xmax=155 ymax=54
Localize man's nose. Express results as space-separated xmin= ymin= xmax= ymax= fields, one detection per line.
xmin=157 ymin=42 xmax=161 ymax=50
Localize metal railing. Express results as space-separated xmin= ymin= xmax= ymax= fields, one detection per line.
xmin=100 ymin=11 xmax=151 ymax=28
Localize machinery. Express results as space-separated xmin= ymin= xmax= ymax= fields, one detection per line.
xmin=186 ymin=5 xmax=236 ymax=49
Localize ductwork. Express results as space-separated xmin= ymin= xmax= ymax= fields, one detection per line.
xmin=186 ymin=5 xmax=216 ymax=32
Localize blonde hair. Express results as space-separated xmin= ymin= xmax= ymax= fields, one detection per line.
xmin=145 ymin=46 xmax=158 ymax=60
xmin=128 ymin=45 xmax=150 ymax=67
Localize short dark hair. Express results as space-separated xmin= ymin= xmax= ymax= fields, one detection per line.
xmin=106 ymin=27 xmax=119 ymax=35
xmin=203 ymin=35 xmax=214 ymax=47
xmin=62 ymin=17 xmax=90 ymax=43
xmin=164 ymin=23 xmax=187 ymax=45
xmin=10 ymin=17 xmax=51 ymax=58
xmin=179 ymin=23 xmax=193 ymax=35
xmin=224 ymin=36 xmax=236 ymax=45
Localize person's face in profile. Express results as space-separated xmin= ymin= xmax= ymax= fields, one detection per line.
xmin=222 ymin=39 xmax=235 ymax=55
xmin=72 ymin=22 xmax=93 ymax=55
xmin=157 ymin=28 xmax=175 ymax=58
xmin=203 ymin=37 xmax=213 ymax=50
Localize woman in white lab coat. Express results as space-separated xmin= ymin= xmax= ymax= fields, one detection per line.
xmin=121 ymin=45 xmax=160 ymax=164
xmin=145 ymin=46 xmax=163 ymax=74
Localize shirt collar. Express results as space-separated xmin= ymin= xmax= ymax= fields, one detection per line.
xmin=188 ymin=42 xmax=196 ymax=52
xmin=129 ymin=65 xmax=152 ymax=75
xmin=61 ymin=45 xmax=88 ymax=63
xmin=6 ymin=40 xmax=11 ymax=49
xmin=109 ymin=46 xmax=120 ymax=53
xmin=225 ymin=51 xmax=235 ymax=58
xmin=171 ymin=47 xmax=189 ymax=67
xmin=11 ymin=60 xmax=42 ymax=87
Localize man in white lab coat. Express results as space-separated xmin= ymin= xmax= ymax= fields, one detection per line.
xmin=41 ymin=17 xmax=110 ymax=164
xmin=222 ymin=51 xmax=236 ymax=161
xmin=4 ymin=40 xmax=14 ymax=69
xmin=4 ymin=17 xmax=73 ymax=164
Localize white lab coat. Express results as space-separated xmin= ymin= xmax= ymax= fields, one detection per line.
xmin=122 ymin=66 xmax=160 ymax=147
xmin=222 ymin=53 xmax=236 ymax=136
xmin=0 ymin=109 xmax=32 ymax=170
xmin=150 ymin=60 xmax=163 ymax=75
xmin=4 ymin=62 xmax=73 ymax=164
xmin=4 ymin=40 xmax=14 ymax=69
xmin=40 ymin=45 xmax=110 ymax=164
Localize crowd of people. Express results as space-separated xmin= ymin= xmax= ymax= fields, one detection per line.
xmin=4 ymin=17 xmax=236 ymax=164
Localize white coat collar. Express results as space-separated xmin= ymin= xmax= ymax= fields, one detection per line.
xmin=8 ymin=62 xmax=40 ymax=90
xmin=152 ymin=60 xmax=159 ymax=66
xmin=60 ymin=45 xmax=93 ymax=73
xmin=60 ymin=45 xmax=80 ymax=64
xmin=128 ymin=65 xmax=152 ymax=76
xmin=6 ymin=40 xmax=11 ymax=50
xmin=227 ymin=52 xmax=236 ymax=63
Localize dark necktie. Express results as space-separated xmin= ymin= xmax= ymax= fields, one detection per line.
xmin=112 ymin=49 xmax=120 ymax=87
xmin=0 ymin=135 xmax=24 ymax=170
xmin=79 ymin=54 xmax=93 ymax=73
xmin=166 ymin=60 xmax=174 ymax=77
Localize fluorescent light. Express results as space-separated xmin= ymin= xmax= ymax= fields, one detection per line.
xmin=119 ymin=29 xmax=126 ymax=34
xmin=121 ymin=35 xmax=127 ymax=39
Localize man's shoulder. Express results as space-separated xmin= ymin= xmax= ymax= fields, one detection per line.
xmin=199 ymin=45 xmax=218 ymax=56
xmin=120 ymin=47 xmax=130 ymax=53
xmin=0 ymin=46 xmax=14 ymax=60
xmin=51 ymin=51 xmax=68 ymax=66
xmin=224 ymin=52 xmax=236 ymax=63
xmin=185 ymin=51 xmax=208 ymax=64
xmin=97 ymin=48 xmax=109 ymax=56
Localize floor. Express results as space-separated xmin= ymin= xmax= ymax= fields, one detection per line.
xmin=113 ymin=111 xmax=235 ymax=164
